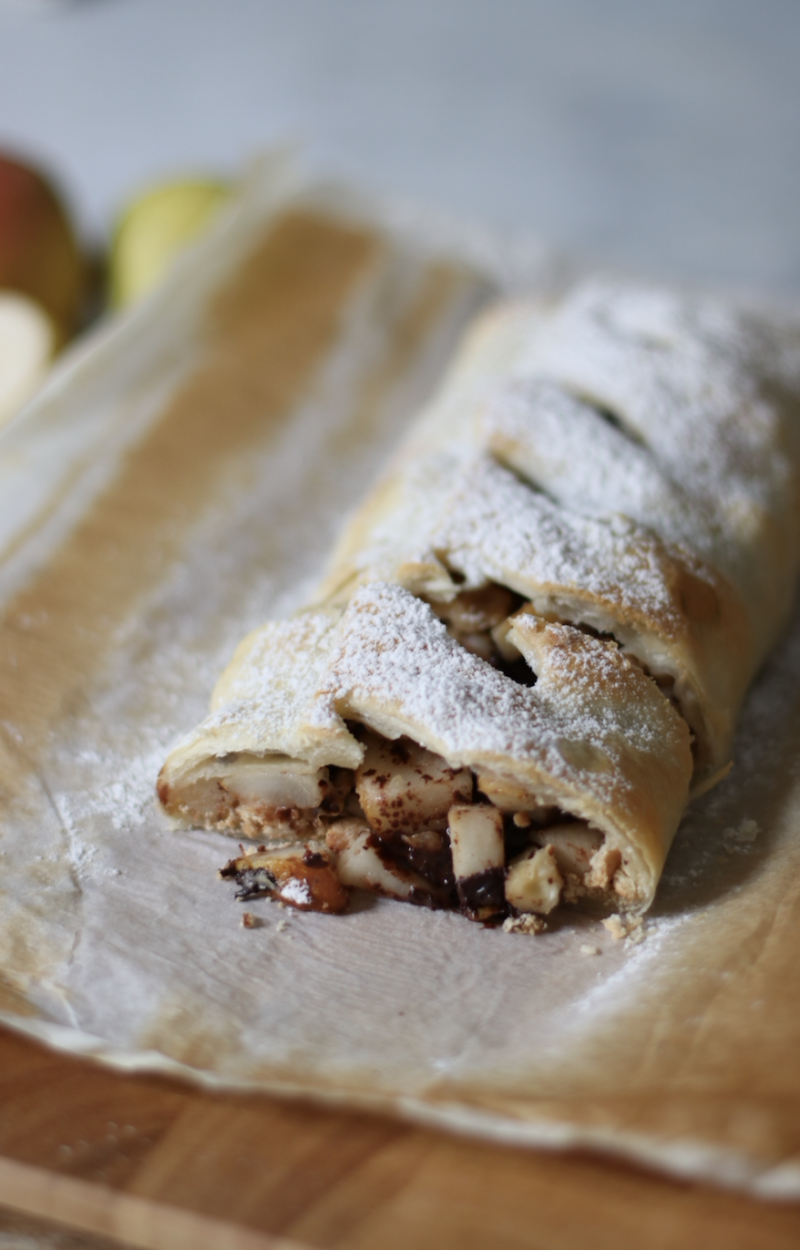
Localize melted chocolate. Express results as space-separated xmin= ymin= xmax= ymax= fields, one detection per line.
xmin=366 ymin=829 xmax=457 ymax=909
xmin=302 ymin=848 xmax=328 ymax=868
xmin=233 ymin=866 xmax=278 ymax=900
xmin=456 ymin=866 xmax=506 ymax=918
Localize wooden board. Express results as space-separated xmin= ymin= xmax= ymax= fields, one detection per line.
xmin=1 ymin=1026 xmax=800 ymax=1250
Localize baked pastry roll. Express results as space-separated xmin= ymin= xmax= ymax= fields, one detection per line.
xmin=159 ymin=278 xmax=800 ymax=922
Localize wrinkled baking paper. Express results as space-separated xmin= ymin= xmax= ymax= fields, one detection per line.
xmin=2 ymin=159 xmax=800 ymax=1200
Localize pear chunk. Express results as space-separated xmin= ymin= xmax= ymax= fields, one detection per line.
xmin=355 ymin=734 xmax=472 ymax=834
xmin=216 ymin=754 xmax=331 ymax=811
xmin=448 ymin=804 xmax=505 ymax=880
xmin=326 ymin=818 xmax=432 ymax=903
xmin=542 ymin=821 xmax=604 ymax=880
xmin=476 ymin=770 xmax=550 ymax=818
xmin=505 ymin=845 xmax=564 ymax=915
xmin=159 ymin=754 xmax=349 ymax=839
xmin=448 ymin=803 xmax=506 ymax=918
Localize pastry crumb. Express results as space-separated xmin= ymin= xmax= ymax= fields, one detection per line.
xmin=502 ymin=914 xmax=546 ymax=935
xmin=241 ymin=911 xmax=262 ymax=929
xmin=602 ymin=914 xmax=626 ymax=940
xmin=723 ymin=817 xmax=761 ymax=851
xmin=580 ymin=944 xmax=601 ymax=956
xmin=276 ymin=918 xmax=289 ymax=933
xmin=602 ymin=913 xmax=643 ymax=941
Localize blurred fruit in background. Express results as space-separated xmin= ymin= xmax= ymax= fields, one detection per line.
xmin=0 ymin=291 xmax=56 ymax=426
xmin=0 ymin=155 xmax=231 ymax=430
xmin=110 ymin=178 xmax=230 ymax=309
xmin=0 ymin=152 xmax=85 ymax=339
xmin=0 ymin=151 xmax=86 ymax=427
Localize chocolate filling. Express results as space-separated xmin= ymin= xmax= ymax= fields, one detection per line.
xmin=366 ymin=829 xmax=456 ymax=909
xmin=456 ymin=866 xmax=506 ymax=917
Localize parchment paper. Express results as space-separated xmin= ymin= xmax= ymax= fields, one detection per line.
xmin=2 ymin=160 xmax=800 ymax=1199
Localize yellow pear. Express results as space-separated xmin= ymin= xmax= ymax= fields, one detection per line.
xmin=111 ymin=178 xmax=230 ymax=309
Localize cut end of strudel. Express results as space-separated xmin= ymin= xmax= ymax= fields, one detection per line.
xmin=158 ymin=276 xmax=800 ymax=926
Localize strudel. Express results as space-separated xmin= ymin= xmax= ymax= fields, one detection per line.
xmin=158 ymin=278 xmax=800 ymax=924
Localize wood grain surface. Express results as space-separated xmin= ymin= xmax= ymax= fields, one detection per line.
xmin=0 ymin=1026 xmax=798 ymax=1250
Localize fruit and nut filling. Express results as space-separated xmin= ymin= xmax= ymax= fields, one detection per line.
xmin=217 ymin=582 xmax=675 ymax=922
xmin=219 ymin=729 xmax=614 ymax=923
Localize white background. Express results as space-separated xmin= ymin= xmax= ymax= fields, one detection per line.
xmin=0 ymin=0 xmax=798 ymax=294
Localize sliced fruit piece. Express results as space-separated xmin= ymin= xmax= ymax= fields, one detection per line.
xmin=0 ymin=292 xmax=56 ymax=428
xmin=435 ymin=584 xmax=518 ymax=634
xmin=505 ymin=844 xmax=564 ymax=915
xmin=355 ymin=733 xmax=472 ymax=835
xmin=326 ymin=818 xmax=432 ymax=903
xmin=541 ymin=821 xmax=604 ymax=879
xmin=475 ymin=770 xmax=539 ymax=813
xmin=215 ymin=754 xmax=331 ymax=811
xmin=448 ymin=803 xmax=506 ymax=918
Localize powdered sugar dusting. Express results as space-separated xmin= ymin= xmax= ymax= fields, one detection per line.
xmin=327 ymin=278 xmax=800 ymax=659
xmin=168 ymin=609 xmax=361 ymax=772
xmin=326 ymin=581 xmax=685 ymax=805
xmin=520 ymin=279 xmax=800 ymax=631
xmin=166 ymin=572 xmax=689 ymax=857
xmin=435 ymin=456 xmax=685 ymax=634
xmin=484 ymin=377 xmax=700 ymax=548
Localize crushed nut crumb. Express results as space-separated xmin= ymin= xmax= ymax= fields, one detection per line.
xmin=241 ymin=911 xmax=262 ymax=929
xmin=722 ymin=817 xmax=761 ymax=852
xmin=502 ymin=914 xmax=546 ymax=935
xmin=602 ymin=913 xmax=643 ymax=941
xmin=602 ymin=915 xmax=626 ymax=940
xmin=580 ymin=944 xmax=601 ymax=956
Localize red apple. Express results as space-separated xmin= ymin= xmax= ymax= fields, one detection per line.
xmin=0 ymin=152 xmax=85 ymax=338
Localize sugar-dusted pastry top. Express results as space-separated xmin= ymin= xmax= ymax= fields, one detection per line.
xmin=489 ymin=281 xmax=800 ymax=661
xmin=159 ymin=276 xmax=800 ymax=923
xmin=320 ymin=278 xmax=800 ymax=783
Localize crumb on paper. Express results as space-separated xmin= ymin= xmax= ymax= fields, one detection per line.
xmin=241 ymin=911 xmax=263 ymax=929
xmin=602 ymin=914 xmax=643 ymax=942
xmin=502 ymin=914 xmax=546 ymax=935
xmin=276 ymin=918 xmax=289 ymax=933
xmin=723 ymin=817 xmax=761 ymax=851
xmin=580 ymin=944 xmax=601 ymax=956
xmin=602 ymin=914 xmax=627 ymax=940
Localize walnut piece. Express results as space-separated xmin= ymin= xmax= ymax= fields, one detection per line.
xmin=220 ymin=843 xmax=348 ymax=914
